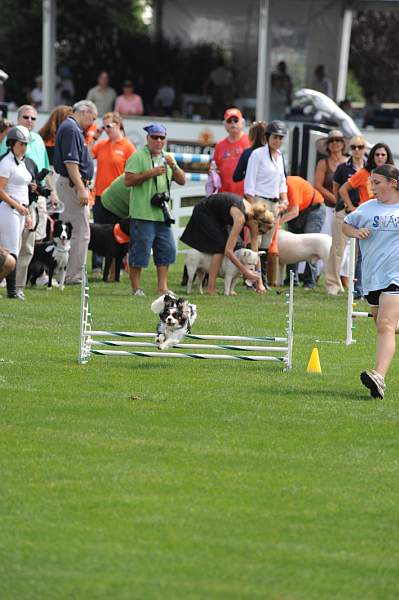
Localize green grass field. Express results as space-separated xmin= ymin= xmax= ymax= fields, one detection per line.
xmin=1 ymin=260 xmax=399 ymax=600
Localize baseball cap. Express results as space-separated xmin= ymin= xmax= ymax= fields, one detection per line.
xmin=143 ymin=123 xmax=167 ymax=136
xmin=224 ymin=107 xmax=243 ymax=120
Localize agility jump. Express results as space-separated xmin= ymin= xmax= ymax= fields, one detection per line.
xmin=78 ymin=269 xmax=294 ymax=370
xmin=346 ymin=238 xmax=373 ymax=345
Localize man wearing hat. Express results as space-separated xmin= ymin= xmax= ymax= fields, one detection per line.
xmin=212 ymin=108 xmax=249 ymax=196
xmin=124 ymin=123 xmax=186 ymax=296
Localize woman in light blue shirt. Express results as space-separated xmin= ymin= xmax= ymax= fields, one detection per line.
xmin=343 ymin=164 xmax=399 ymax=400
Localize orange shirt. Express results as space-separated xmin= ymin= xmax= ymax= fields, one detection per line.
xmin=92 ymin=137 xmax=136 ymax=196
xmin=347 ymin=168 xmax=373 ymax=204
xmin=213 ymin=134 xmax=250 ymax=196
xmin=85 ymin=124 xmax=98 ymax=145
xmin=287 ymin=176 xmax=323 ymax=212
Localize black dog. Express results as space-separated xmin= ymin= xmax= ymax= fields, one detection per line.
xmin=27 ymin=221 xmax=72 ymax=290
xmin=89 ymin=219 xmax=130 ymax=282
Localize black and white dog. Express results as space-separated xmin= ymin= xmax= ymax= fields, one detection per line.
xmin=27 ymin=221 xmax=72 ymax=290
xmin=89 ymin=219 xmax=130 ymax=282
xmin=151 ymin=293 xmax=197 ymax=350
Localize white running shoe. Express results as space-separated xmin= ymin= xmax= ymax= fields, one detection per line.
xmin=132 ymin=289 xmax=145 ymax=297
xmin=360 ymin=370 xmax=386 ymax=399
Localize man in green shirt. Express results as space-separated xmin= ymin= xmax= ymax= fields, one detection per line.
xmin=125 ymin=123 xmax=186 ymax=296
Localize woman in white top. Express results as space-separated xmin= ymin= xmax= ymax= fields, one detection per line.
xmin=0 ymin=126 xmax=33 ymax=299
xmin=244 ymin=120 xmax=288 ymax=250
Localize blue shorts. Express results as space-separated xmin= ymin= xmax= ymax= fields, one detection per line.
xmin=129 ymin=219 xmax=176 ymax=268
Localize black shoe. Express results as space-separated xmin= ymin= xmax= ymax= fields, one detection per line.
xmin=360 ymin=370 xmax=385 ymax=399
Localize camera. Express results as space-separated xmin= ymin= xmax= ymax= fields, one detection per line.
xmin=151 ymin=192 xmax=175 ymax=226
xmin=29 ymin=168 xmax=52 ymax=203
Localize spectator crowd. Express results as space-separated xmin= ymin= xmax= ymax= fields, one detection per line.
xmin=0 ymin=87 xmax=396 ymax=305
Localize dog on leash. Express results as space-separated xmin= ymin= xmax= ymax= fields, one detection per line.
xmin=89 ymin=219 xmax=130 ymax=282
xmin=151 ymin=293 xmax=197 ymax=350
xmin=27 ymin=220 xmax=72 ymax=290
xmin=277 ymin=229 xmax=332 ymax=265
xmin=185 ymin=248 xmax=262 ymax=296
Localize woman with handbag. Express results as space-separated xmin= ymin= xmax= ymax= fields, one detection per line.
xmin=279 ymin=176 xmax=325 ymax=288
xmin=314 ymin=129 xmax=348 ymax=236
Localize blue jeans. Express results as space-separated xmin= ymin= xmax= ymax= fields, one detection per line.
xmin=129 ymin=219 xmax=176 ymax=267
xmin=286 ymin=204 xmax=326 ymax=288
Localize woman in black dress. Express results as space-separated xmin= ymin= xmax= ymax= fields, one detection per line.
xmin=181 ymin=192 xmax=274 ymax=294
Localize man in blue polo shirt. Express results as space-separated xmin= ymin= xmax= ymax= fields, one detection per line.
xmin=54 ymin=99 xmax=97 ymax=284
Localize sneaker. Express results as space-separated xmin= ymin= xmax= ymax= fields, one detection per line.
xmin=8 ymin=290 xmax=25 ymax=301
xmin=360 ymin=370 xmax=386 ymax=399
xmin=132 ymin=289 xmax=145 ymax=297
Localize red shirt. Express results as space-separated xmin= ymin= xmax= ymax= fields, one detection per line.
xmin=213 ymin=134 xmax=250 ymax=195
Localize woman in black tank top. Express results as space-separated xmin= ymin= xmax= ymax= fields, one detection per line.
xmin=181 ymin=192 xmax=273 ymax=294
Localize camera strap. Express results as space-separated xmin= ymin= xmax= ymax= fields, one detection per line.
xmin=151 ymin=156 xmax=171 ymax=196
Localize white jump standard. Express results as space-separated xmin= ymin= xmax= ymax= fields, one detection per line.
xmin=78 ymin=269 xmax=295 ymax=369
xmin=346 ymin=238 xmax=373 ymax=346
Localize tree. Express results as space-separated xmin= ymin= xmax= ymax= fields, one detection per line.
xmin=0 ymin=0 xmax=150 ymax=105
xmin=0 ymin=0 xmax=224 ymax=110
xmin=350 ymin=10 xmax=399 ymax=102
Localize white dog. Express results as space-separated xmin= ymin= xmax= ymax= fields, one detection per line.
xmin=185 ymin=248 xmax=261 ymax=296
xmin=277 ymin=229 xmax=332 ymax=265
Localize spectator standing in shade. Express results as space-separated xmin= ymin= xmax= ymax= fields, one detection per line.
xmin=86 ymin=71 xmax=116 ymax=117
xmin=53 ymin=100 xmax=97 ymax=284
xmin=124 ymin=123 xmax=186 ymax=296
xmin=153 ymin=78 xmax=176 ymax=116
xmin=212 ymin=108 xmax=249 ymax=197
xmin=311 ymin=65 xmax=333 ymax=98
xmin=204 ymin=60 xmax=235 ymax=120
xmin=89 ymin=111 xmax=135 ymax=273
xmin=28 ymin=76 xmax=43 ymax=110
xmin=115 ymin=81 xmax=144 ymax=116
xmin=38 ymin=105 xmax=73 ymax=165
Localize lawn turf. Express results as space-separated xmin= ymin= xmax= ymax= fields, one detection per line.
xmin=1 ymin=260 xmax=399 ymax=600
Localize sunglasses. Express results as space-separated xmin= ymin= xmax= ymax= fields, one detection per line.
xmin=327 ymin=137 xmax=343 ymax=143
xmin=351 ymin=145 xmax=365 ymax=150
xmin=150 ymin=135 xmax=166 ymax=141
xmin=270 ymin=134 xmax=284 ymax=139
xmin=375 ymin=153 xmax=387 ymax=157
xmin=103 ymin=123 xmax=116 ymax=129
xmin=22 ymin=115 xmax=37 ymax=121
xmin=226 ymin=117 xmax=239 ymax=123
